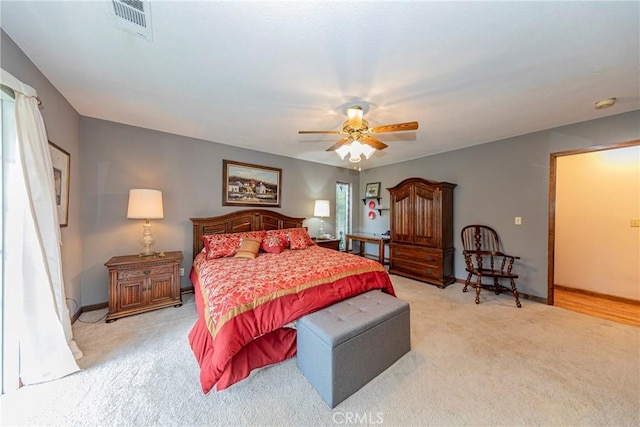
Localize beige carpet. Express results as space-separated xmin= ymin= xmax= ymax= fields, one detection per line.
xmin=2 ymin=275 xmax=639 ymax=426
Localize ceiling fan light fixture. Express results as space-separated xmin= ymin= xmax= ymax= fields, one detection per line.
xmin=347 ymin=105 xmax=363 ymax=128
xmin=361 ymin=143 xmax=376 ymax=159
xmin=335 ymin=144 xmax=351 ymax=160
xmin=336 ymin=139 xmax=377 ymax=163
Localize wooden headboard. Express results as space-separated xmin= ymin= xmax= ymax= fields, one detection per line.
xmin=190 ymin=209 xmax=305 ymax=259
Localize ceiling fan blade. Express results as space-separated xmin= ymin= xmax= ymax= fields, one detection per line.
xmin=325 ymin=138 xmax=350 ymax=152
xmin=298 ymin=130 xmax=342 ymax=134
xmin=370 ymin=121 xmax=419 ymax=133
xmin=362 ymin=136 xmax=388 ymax=150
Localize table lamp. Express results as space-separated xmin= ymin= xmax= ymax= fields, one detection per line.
xmin=314 ymin=199 xmax=331 ymax=240
xmin=127 ymin=189 xmax=164 ymax=257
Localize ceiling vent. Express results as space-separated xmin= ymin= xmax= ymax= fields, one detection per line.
xmin=110 ymin=0 xmax=153 ymax=41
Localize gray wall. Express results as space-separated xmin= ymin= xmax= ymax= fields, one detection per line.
xmin=5 ymin=27 xmax=639 ymax=306
xmin=1 ymin=30 xmax=84 ymax=311
xmin=358 ymin=111 xmax=640 ymax=299
xmin=80 ymin=118 xmax=360 ymax=305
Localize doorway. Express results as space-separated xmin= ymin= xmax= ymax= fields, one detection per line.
xmin=548 ymin=140 xmax=640 ymax=323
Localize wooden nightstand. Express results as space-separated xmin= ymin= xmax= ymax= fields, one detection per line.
xmin=313 ymin=238 xmax=341 ymax=251
xmin=105 ymin=251 xmax=183 ymax=322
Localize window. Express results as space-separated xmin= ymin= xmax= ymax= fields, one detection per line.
xmin=1 ymin=88 xmax=19 ymax=394
xmin=335 ymin=182 xmax=351 ymax=250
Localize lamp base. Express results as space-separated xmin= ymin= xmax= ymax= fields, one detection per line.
xmin=138 ymin=220 xmax=156 ymax=258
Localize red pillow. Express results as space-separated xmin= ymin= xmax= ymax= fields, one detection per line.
xmin=203 ymin=231 xmax=266 ymax=259
xmin=289 ymin=228 xmax=314 ymax=250
xmin=202 ymin=233 xmax=242 ymax=259
xmin=260 ymin=234 xmax=288 ymax=254
xmin=265 ymin=229 xmax=291 ymax=248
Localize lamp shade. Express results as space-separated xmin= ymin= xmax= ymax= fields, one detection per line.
xmin=127 ymin=189 xmax=164 ymax=219
xmin=314 ymin=200 xmax=330 ymax=217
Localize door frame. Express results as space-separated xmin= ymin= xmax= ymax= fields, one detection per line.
xmin=547 ymin=139 xmax=640 ymax=305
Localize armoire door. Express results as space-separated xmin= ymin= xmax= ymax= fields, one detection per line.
xmin=413 ymin=184 xmax=439 ymax=247
xmin=390 ymin=186 xmax=412 ymax=243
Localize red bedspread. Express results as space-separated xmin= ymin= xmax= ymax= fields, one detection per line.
xmin=188 ymin=245 xmax=395 ymax=393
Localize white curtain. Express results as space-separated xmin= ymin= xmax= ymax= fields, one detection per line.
xmin=1 ymin=69 xmax=81 ymax=387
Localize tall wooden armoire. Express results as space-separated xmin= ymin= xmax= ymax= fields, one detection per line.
xmin=387 ymin=177 xmax=456 ymax=288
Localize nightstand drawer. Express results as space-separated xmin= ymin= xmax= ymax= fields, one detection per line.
xmin=118 ymin=265 xmax=174 ymax=279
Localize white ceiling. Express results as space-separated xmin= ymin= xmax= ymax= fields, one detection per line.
xmin=2 ymin=1 xmax=639 ymax=170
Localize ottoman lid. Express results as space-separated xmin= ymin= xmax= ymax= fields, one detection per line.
xmin=298 ymin=290 xmax=409 ymax=347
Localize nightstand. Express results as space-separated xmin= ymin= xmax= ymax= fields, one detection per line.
xmin=313 ymin=238 xmax=341 ymax=251
xmin=105 ymin=251 xmax=183 ymax=322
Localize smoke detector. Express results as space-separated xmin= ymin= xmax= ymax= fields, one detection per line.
xmin=109 ymin=0 xmax=153 ymax=41
xmin=594 ymin=97 xmax=616 ymax=110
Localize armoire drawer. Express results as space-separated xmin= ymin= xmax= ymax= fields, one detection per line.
xmin=390 ymin=245 xmax=442 ymax=267
xmin=390 ymin=258 xmax=443 ymax=281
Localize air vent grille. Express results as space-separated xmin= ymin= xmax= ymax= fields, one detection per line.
xmin=112 ymin=0 xmax=147 ymax=28
xmin=109 ymin=0 xmax=153 ymax=41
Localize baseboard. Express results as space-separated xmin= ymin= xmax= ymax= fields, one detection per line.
xmin=454 ymin=278 xmax=548 ymax=304
xmin=72 ymin=289 xmax=194 ymax=325
xmin=70 ymin=301 xmax=108 ymax=325
xmin=554 ymin=284 xmax=640 ymax=306
xmin=70 ymin=308 xmax=81 ymax=324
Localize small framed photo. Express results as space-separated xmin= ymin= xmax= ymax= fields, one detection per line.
xmin=365 ymin=182 xmax=381 ymax=198
xmin=49 ymin=141 xmax=70 ymax=227
xmin=223 ymin=160 xmax=281 ymax=207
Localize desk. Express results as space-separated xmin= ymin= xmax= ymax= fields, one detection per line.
xmin=345 ymin=234 xmax=389 ymax=265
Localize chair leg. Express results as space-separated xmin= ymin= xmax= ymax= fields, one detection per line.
xmin=463 ymin=273 xmax=472 ymax=293
xmin=475 ymin=275 xmax=482 ymax=304
xmin=494 ymin=277 xmax=500 ymax=294
xmin=510 ymin=278 xmax=522 ymax=308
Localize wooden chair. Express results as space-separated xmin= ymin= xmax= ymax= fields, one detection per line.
xmin=461 ymin=225 xmax=522 ymax=307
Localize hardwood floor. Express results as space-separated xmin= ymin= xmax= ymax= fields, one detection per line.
xmin=554 ymin=287 xmax=640 ymax=327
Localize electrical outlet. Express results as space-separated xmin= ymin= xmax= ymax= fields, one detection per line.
xmin=515 ymin=216 xmax=522 ymax=225
xmin=179 ymin=267 xmax=185 ymax=276
xmin=631 ymin=218 xmax=640 ymax=227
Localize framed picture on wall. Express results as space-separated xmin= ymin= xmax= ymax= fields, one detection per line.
xmin=222 ymin=160 xmax=281 ymax=207
xmin=49 ymin=141 xmax=70 ymax=227
xmin=365 ymin=182 xmax=381 ymax=198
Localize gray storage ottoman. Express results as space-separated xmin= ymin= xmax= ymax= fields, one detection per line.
xmin=297 ymin=290 xmax=410 ymax=408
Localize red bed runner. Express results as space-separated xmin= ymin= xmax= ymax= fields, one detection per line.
xmin=188 ymin=245 xmax=395 ymax=393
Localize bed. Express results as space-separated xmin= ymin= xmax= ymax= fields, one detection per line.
xmin=188 ymin=209 xmax=396 ymax=393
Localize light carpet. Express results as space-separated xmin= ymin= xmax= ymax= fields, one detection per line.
xmin=2 ymin=275 xmax=639 ymax=426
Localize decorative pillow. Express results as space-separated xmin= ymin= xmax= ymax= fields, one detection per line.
xmin=203 ymin=230 xmax=266 ymax=259
xmin=260 ymin=234 xmax=288 ymax=254
xmin=203 ymin=233 xmax=242 ymax=259
xmin=289 ymin=227 xmax=315 ymax=250
xmin=265 ymin=229 xmax=292 ymax=248
xmin=234 ymin=237 xmax=262 ymax=259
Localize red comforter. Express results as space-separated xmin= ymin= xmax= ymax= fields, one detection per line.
xmin=188 ymin=245 xmax=395 ymax=393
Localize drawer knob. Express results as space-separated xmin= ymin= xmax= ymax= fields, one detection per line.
xmin=143 ymin=270 xmax=151 ymax=275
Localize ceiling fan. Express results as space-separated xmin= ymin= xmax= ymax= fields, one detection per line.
xmin=298 ymin=105 xmax=419 ymax=163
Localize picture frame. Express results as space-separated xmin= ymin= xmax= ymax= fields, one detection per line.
xmin=365 ymin=182 xmax=381 ymax=198
xmin=222 ymin=160 xmax=281 ymax=207
xmin=48 ymin=141 xmax=70 ymax=227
